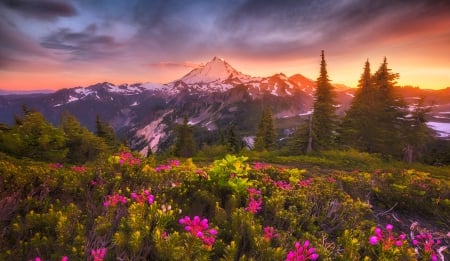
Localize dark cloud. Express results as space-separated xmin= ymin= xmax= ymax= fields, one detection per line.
xmin=0 ymin=16 xmax=50 ymax=69
xmin=0 ymin=0 xmax=77 ymax=21
xmin=41 ymin=24 xmax=122 ymax=61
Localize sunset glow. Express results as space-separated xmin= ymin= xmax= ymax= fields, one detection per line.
xmin=1 ymin=0 xmax=449 ymax=91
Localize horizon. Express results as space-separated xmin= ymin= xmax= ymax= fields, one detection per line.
xmin=1 ymin=0 xmax=449 ymax=91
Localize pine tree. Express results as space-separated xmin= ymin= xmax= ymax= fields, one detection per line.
xmin=254 ymin=107 xmax=276 ymax=151
xmin=310 ymin=50 xmax=337 ymax=151
xmin=402 ymin=98 xmax=433 ymax=163
xmin=340 ymin=59 xmax=378 ymax=151
xmin=174 ymin=116 xmax=196 ymax=157
xmin=227 ymin=124 xmax=242 ymax=153
xmin=95 ymin=114 xmax=117 ymax=148
xmin=370 ymin=57 xmax=407 ymax=157
xmin=62 ymin=112 xmax=109 ymax=163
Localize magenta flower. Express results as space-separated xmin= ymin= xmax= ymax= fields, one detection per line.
xmin=91 ymin=248 xmax=107 ymax=261
xmin=61 ymin=257 xmax=68 ymax=261
xmin=368 ymin=224 xmax=406 ymax=251
xmin=103 ymin=193 xmax=127 ymax=207
xmin=253 ymin=162 xmax=271 ymax=170
xmin=117 ymin=151 xmax=141 ymax=166
xmin=263 ymin=226 xmax=278 ymax=241
xmin=179 ymin=216 xmax=218 ymax=247
xmin=245 ymin=188 xmax=262 ymax=214
xmin=168 ymin=159 xmax=180 ymax=166
xmin=286 ymin=240 xmax=319 ymax=261
xmin=413 ymin=233 xmax=441 ymax=261
xmin=131 ymin=190 xmax=154 ymax=205
xmin=298 ymin=178 xmax=313 ymax=187
xmin=71 ymin=165 xmax=86 ymax=173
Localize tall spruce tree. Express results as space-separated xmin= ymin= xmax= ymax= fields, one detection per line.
xmin=340 ymin=60 xmax=378 ymax=151
xmin=174 ymin=116 xmax=196 ymax=157
xmin=370 ymin=57 xmax=407 ymax=157
xmin=254 ymin=107 xmax=276 ymax=151
xmin=95 ymin=114 xmax=118 ymax=148
xmin=310 ymin=50 xmax=337 ymax=151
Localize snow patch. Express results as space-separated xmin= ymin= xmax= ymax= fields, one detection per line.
xmin=299 ymin=110 xmax=313 ymax=116
xmin=136 ymin=110 xmax=173 ymax=155
xmin=427 ymin=121 xmax=450 ymax=137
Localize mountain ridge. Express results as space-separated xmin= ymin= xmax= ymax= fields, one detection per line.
xmin=1 ymin=57 xmax=450 ymax=153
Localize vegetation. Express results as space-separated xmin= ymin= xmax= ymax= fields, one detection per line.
xmin=310 ymin=50 xmax=337 ymax=151
xmin=0 ymin=151 xmax=448 ymax=260
xmin=254 ymin=106 xmax=276 ymax=151
xmin=0 ymin=52 xmax=449 ymax=260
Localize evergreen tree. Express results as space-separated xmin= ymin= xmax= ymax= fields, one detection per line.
xmin=227 ymin=124 xmax=242 ymax=153
xmin=339 ymin=60 xmax=378 ymax=151
xmin=402 ymin=98 xmax=433 ymax=163
xmin=174 ymin=116 xmax=196 ymax=157
xmin=13 ymin=111 xmax=67 ymax=161
xmin=370 ymin=57 xmax=407 ymax=157
xmin=310 ymin=50 xmax=337 ymax=151
xmin=254 ymin=107 xmax=276 ymax=151
xmin=62 ymin=112 xmax=109 ymax=164
xmin=95 ymin=114 xmax=118 ymax=148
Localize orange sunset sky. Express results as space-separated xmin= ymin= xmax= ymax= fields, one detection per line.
xmin=1 ymin=0 xmax=449 ymax=91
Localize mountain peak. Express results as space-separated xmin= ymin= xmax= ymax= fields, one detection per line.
xmin=179 ymin=56 xmax=249 ymax=84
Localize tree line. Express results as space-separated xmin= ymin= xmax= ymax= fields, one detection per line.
xmin=0 ymin=51 xmax=446 ymax=164
xmin=179 ymin=50 xmax=439 ymax=163
xmin=0 ymin=107 xmax=119 ymax=163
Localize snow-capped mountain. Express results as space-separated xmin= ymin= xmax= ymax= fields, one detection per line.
xmin=1 ymin=56 xmax=448 ymax=154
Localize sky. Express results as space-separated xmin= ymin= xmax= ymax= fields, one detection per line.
xmin=0 ymin=0 xmax=449 ymax=91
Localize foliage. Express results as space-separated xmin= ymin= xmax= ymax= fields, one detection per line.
xmin=311 ymin=50 xmax=337 ymax=151
xmin=254 ymin=106 xmax=276 ymax=151
xmin=174 ymin=116 xmax=196 ymax=157
xmin=0 ymin=152 xmax=448 ymax=260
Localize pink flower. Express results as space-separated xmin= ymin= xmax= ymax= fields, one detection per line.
xmin=263 ymin=226 xmax=278 ymax=241
xmin=104 ymin=193 xmax=127 ymax=207
xmin=368 ymin=225 xmax=406 ymax=250
xmin=253 ymin=162 xmax=271 ymax=170
xmin=71 ymin=165 xmax=86 ymax=173
xmin=179 ymin=216 xmax=217 ymax=247
xmin=298 ymin=178 xmax=313 ymax=187
xmin=369 ymin=236 xmax=379 ymax=245
xmin=131 ymin=190 xmax=154 ymax=205
xmin=286 ymin=240 xmax=319 ymax=261
xmin=91 ymin=248 xmax=107 ymax=261
xmin=61 ymin=257 xmax=68 ymax=261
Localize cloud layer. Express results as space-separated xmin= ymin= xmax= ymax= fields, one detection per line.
xmin=0 ymin=0 xmax=449 ymax=89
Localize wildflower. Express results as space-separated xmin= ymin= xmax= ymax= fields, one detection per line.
xmin=118 ymin=151 xmax=141 ymax=166
xmin=168 ymin=159 xmax=180 ymax=167
xmin=179 ymin=216 xmax=218 ymax=246
xmin=253 ymin=162 xmax=271 ymax=170
xmin=61 ymin=257 xmax=68 ymax=261
xmin=71 ymin=165 xmax=86 ymax=172
xmin=413 ymin=233 xmax=441 ymax=261
xmin=103 ymin=193 xmax=127 ymax=207
xmin=263 ymin=226 xmax=278 ymax=241
xmin=286 ymin=240 xmax=319 ymax=261
xmin=195 ymin=169 xmax=209 ymax=179
xmin=91 ymin=248 xmax=107 ymax=261
xmin=49 ymin=162 xmax=64 ymax=169
xmin=274 ymin=180 xmax=293 ymax=190
xmin=368 ymin=224 xmax=406 ymax=251
xmin=245 ymin=188 xmax=262 ymax=214
xmin=298 ymin=178 xmax=313 ymax=187
xmin=131 ymin=190 xmax=154 ymax=205
xmin=155 ymin=164 xmax=171 ymax=172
